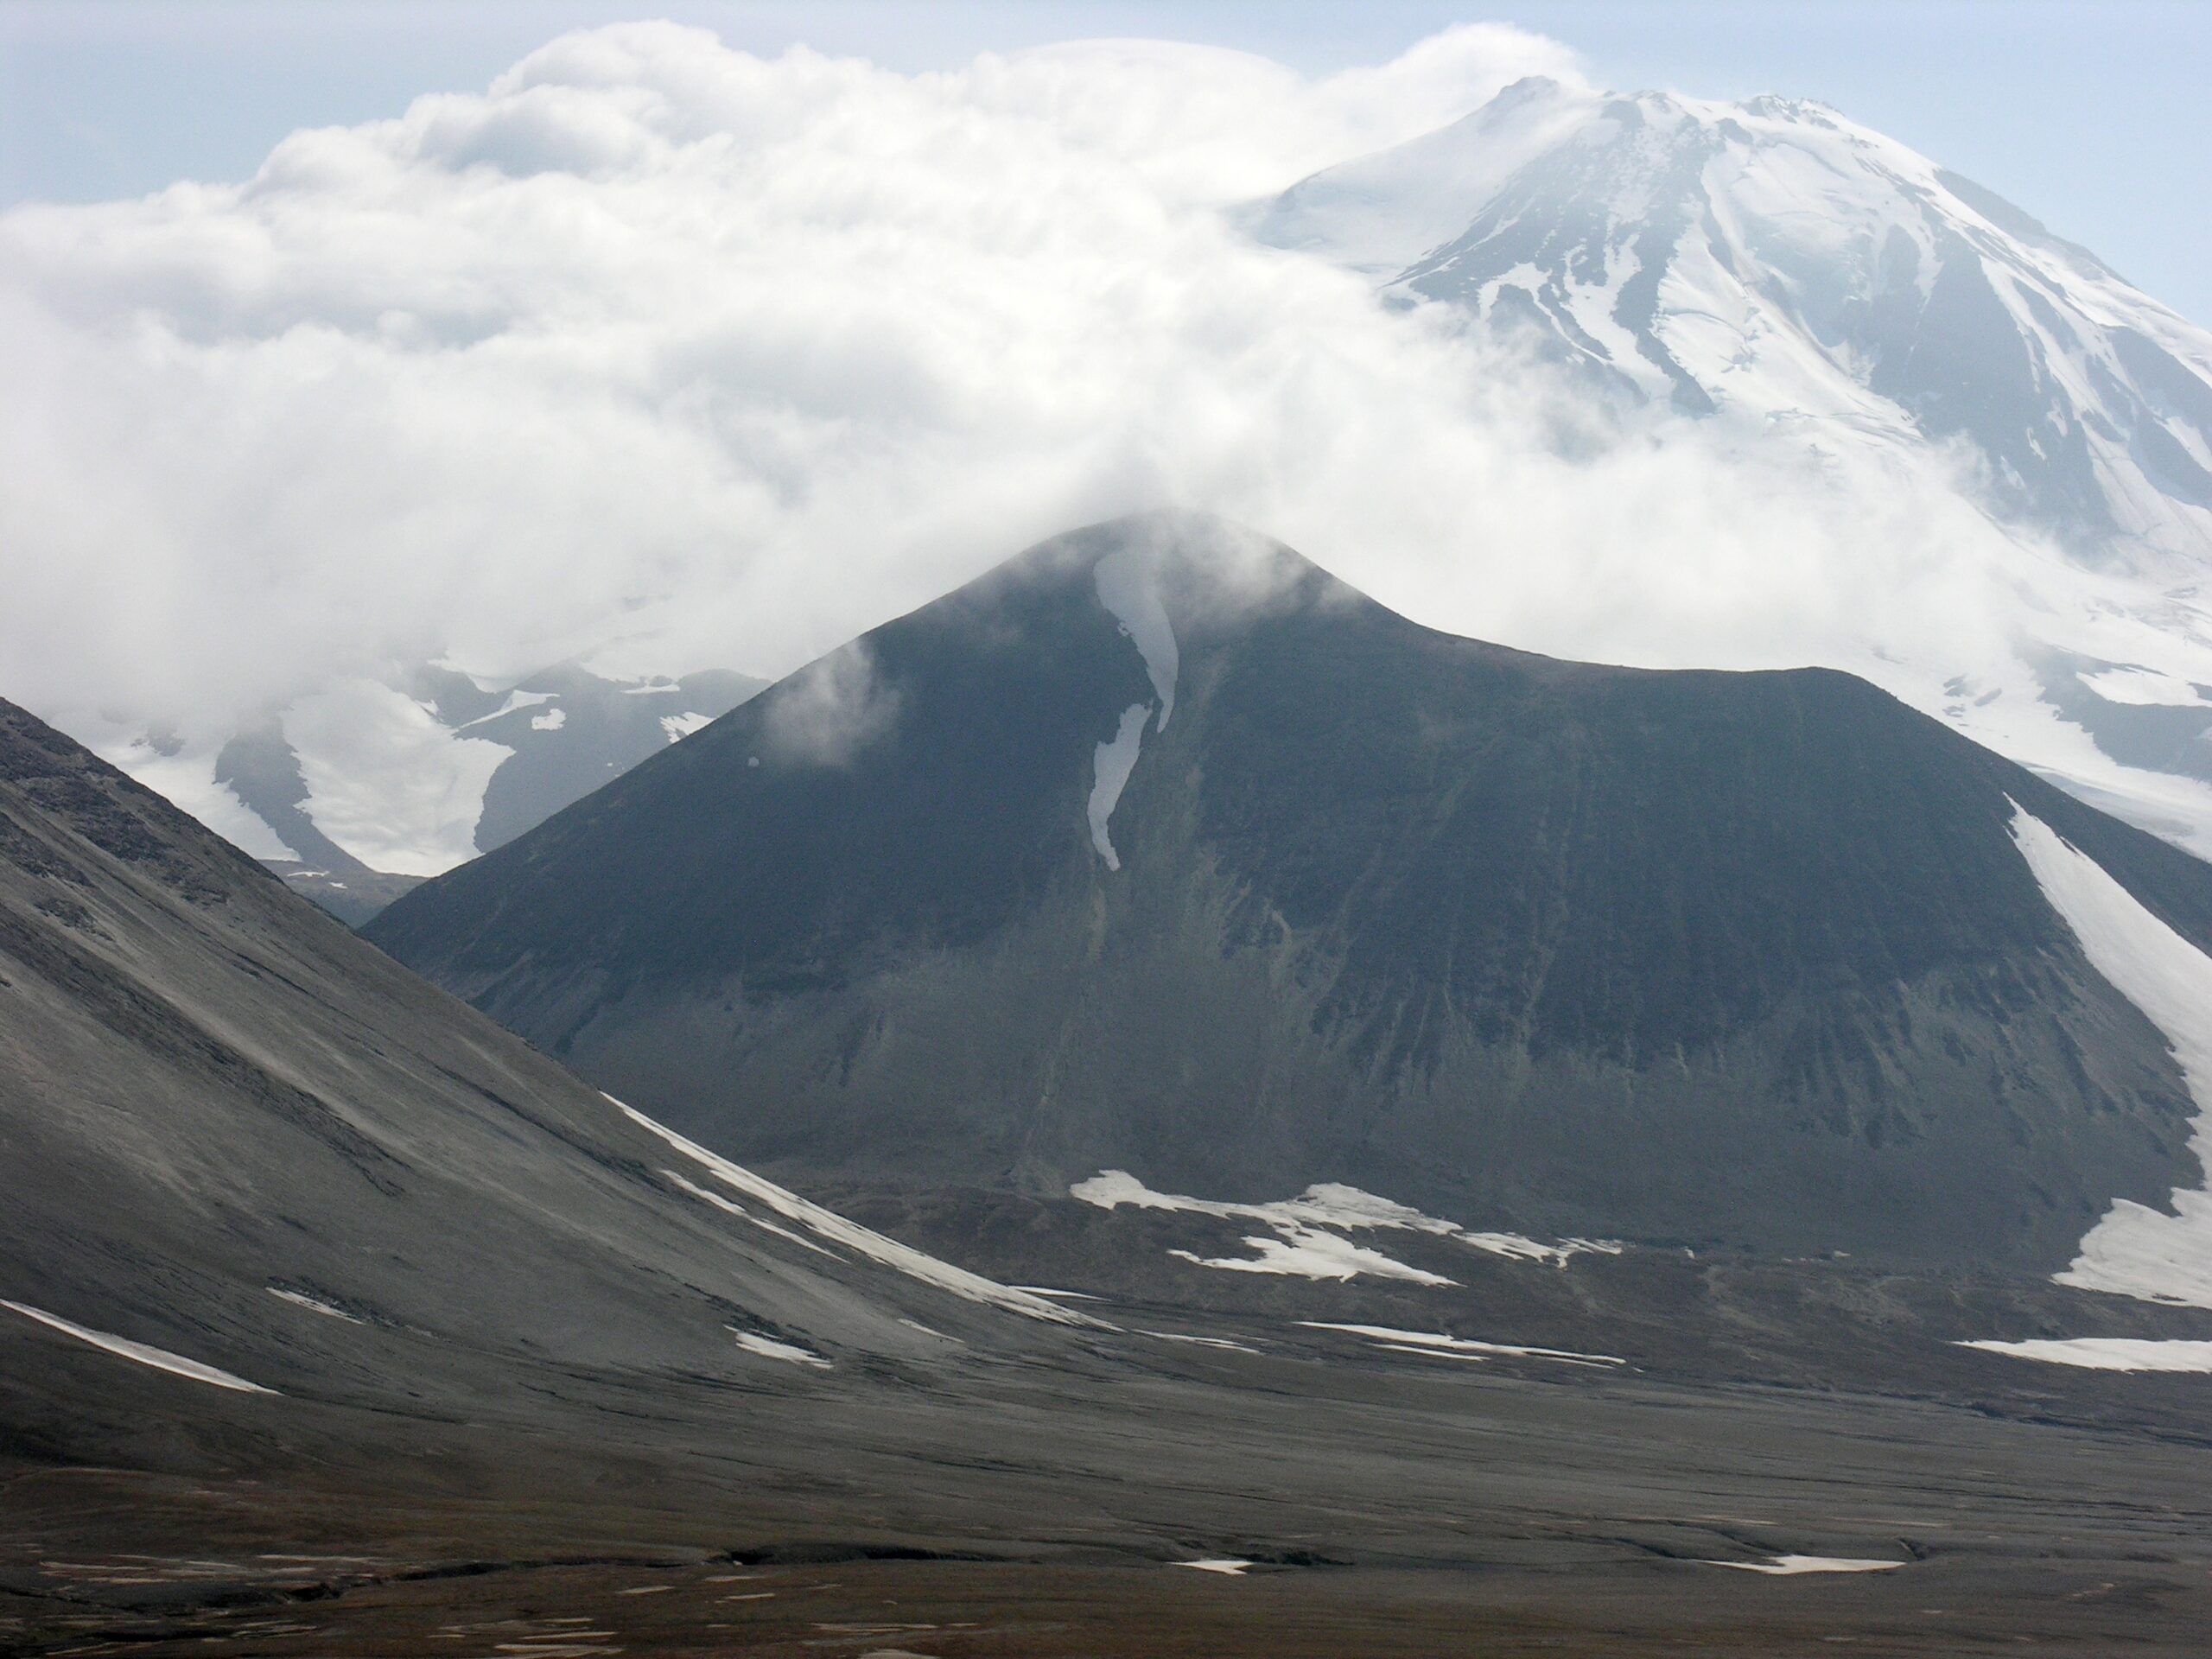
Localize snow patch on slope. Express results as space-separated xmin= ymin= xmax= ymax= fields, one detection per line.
xmin=1960 ymin=1337 xmax=2212 ymax=1372
xmin=1093 ymin=547 xmax=1179 ymax=728
xmin=1702 ymin=1555 xmax=1904 ymax=1576
xmin=1072 ymin=1168 xmax=1613 ymax=1282
xmin=266 ymin=1287 xmax=361 ymax=1324
xmin=455 ymin=690 xmax=555 ymax=730
xmin=1141 ymin=1329 xmax=1261 ymax=1354
xmin=2008 ymin=804 xmax=2212 ymax=1308
xmin=662 ymin=1168 xmax=837 ymax=1258
xmin=1964 ymin=1336 xmax=2212 ymax=1380
xmin=1087 ymin=702 xmax=1151 ymax=871
xmin=1179 ymin=1231 xmax=1454 ymax=1286
xmin=1301 ymin=1320 xmax=1625 ymax=1367
xmin=729 ymin=1328 xmax=830 ymax=1368
xmin=612 ymin=1096 xmax=1100 ymax=1326
xmin=3 ymin=1300 xmax=277 ymax=1395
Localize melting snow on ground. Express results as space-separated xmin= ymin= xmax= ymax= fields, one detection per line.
xmin=1301 ymin=1321 xmax=1625 ymax=1368
xmin=1173 ymin=1230 xmax=1455 ymax=1286
xmin=1171 ymin=1559 xmax=1252 ymax=1575
xmin=729 ymin=1328 xmax=830 ymax=1368
xmin=265 ymin=1287 xmax=362 ymax=1323
xmin=3 ymin=1300 xmax=277 ymax=1395
xmin=660 ymin=711 xmax=712 ymax=743
xmin=2008 ymin=804 xmax=2212 ymax=1308
xmin=613 ymin=1096 xmax=1099 ymax=1326
xmin=1958 ymin=1338 xmax=2212 ymax=1373
xmin=1087 ymin=702 xmax=1150 ymax=871
xmin=1701 ymin=1554 xmax=1905 ymax=1575
xmin=663 ymin=1169 xmax=837 ymax=1257
xmin=1072 ymin=1169 xmax=1617 ymax=1284
xmin=1141 ymin=1329 xmax=1262 ymax=1354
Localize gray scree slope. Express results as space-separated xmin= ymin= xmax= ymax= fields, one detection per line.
xmin=0 ymin=691 xmax=1077 ymax=1447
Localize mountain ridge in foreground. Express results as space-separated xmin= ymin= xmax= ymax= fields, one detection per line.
xmin=370 ymin=512 xmax=2212 ymax=1274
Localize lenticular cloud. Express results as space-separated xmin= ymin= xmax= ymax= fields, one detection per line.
xmin=0 ymin=19 xmax=2158 ymax=815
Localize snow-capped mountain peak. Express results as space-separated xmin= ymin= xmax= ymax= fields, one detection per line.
xmin=1255 ymin=79 xmax=2212 ymax=565
xmin=1252 ymin=81 xmax=2212 ymax=857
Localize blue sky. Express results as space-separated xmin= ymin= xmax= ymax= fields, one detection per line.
xmin=3 ymin=0 xmax=2209 ymax=320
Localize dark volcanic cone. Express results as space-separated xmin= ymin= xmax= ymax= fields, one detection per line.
xmin=369 ymin=512 xmax=2212 ymax=1269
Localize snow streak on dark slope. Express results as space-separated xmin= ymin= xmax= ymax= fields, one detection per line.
xmin=371 ymin=512 xmax=2212 ymax=1274
xmin=1253 ymin=79 xmax=2212 ymax=853
xmin=0 ymin=695 xmax=1080 ymax=1463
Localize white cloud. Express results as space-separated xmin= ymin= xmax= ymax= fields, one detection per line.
xmin=759 ymin=640 xmax=899 ymax=766
xmin=0 ymin=22 xmax=1578 ymax=735
xmin=2 ymin=17 xmax=2208 ymax=851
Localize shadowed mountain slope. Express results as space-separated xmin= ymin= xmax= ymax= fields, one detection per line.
xmin=369 ymin=513 xmax=2212 ymax=1270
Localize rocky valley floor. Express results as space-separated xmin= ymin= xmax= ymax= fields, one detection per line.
xmin=9 ymin=1242 xmax=2212 ymax=1657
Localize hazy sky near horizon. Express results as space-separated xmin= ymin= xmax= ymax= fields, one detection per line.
xmin=4 ymin=1 xmax=2209 ymax=322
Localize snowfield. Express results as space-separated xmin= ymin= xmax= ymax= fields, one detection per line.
xmin=729 ymin=1329 xmax=831 ymax=1368
xmin=1960 ymin=1338 xmax=2212 ymax=1373
xmin=1701 ymin=1554 xmax=1905 ymax=1576
xmin=615 ymin=1096 xmax=1100 ymax=1325
xmin=2009 ymin=804 xmax=2212 ymax=1309
xmin=1072 ymin=1169 xmax=1615 ymax=1282
xmin=1301 ymin=1321 xmax=1625 ymax=1368
xmin=1087 ymin=703 xmax=1152 ymax=871
xmin=3 ymin=1300 xmax=278 ymax=1395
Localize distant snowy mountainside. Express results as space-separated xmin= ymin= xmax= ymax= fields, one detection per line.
xmin=86 ymin=661 xmax=763 ymax=923
xmin=1257 ymin=77 xmax=2212 ymax=563
xmin=1255 ymin=78 xmax=2212 ymax=855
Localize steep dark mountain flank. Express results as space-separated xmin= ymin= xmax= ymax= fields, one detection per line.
xmin=369 ymin=513 xmax=2212 ymax=1269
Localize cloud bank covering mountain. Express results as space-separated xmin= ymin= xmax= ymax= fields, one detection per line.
xmin=5 ymin=22 xmax=2212 ymax=853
